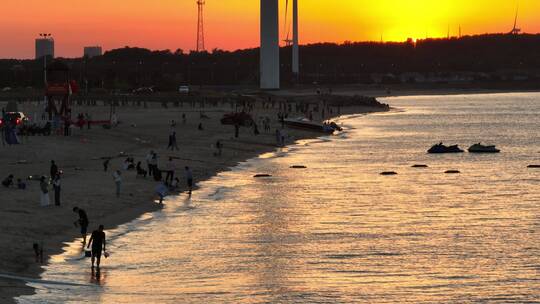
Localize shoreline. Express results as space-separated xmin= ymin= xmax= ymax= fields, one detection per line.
xmin=4 ymin=88 xmax=534 ymax=302
xmin=273 ymin=86 xmax=540 ymax=99
xmin=1 ymin=95 xmax=388 ymax=303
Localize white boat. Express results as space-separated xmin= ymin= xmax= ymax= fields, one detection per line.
xmin=283 ymin=117 xmax=342 ymax=133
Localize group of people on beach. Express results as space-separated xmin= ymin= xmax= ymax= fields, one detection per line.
xmin=5 ymin=160 xmax=64 ymax=207
xmin=6 ymin=95 xmax=331 ymax=277
xmin=2 ymin=174 xmax=26 ymax=189
xmin=110 ymin=148 xmax=194 ymax=202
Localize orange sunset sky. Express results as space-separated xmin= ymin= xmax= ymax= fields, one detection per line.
xmin=1 ymin=0 xmax=539 ymax=59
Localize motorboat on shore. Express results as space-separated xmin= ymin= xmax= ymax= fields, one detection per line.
xmin=468 ymin=143 xmax=500 ymax=153
xmin=283 ymin=117 xmax=342 ymax=134
xmin=428 ymin=143 xmax=464 ymax=154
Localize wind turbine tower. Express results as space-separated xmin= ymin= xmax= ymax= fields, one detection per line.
xmin=509 ymin=4 xmax=521 ymax=35
xmin=292 ymin=0 xmax=299 ymax=76
xmin=260 ymin=0 xmax=280 ymax=90
xmin=196 ymin=0 xmax=205 ymax=52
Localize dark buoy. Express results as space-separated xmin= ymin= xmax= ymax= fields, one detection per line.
xmin=254 ymin=174 xmax=272 ymax=178
xmin=290 ymin=165 xmax=307 ymax=169
xmin=412 ymin=164 xmax=428 ymax=168
xmin=528 ymin=165 xmax=540 ymax=168
xmin=380 ymin=171 xmax=398 ymax=176
xmin=445 ymin=170 xmax=460 ymax=174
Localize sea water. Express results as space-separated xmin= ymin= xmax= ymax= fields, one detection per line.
xmin=17 ymin=93 xmax=540 ymax=303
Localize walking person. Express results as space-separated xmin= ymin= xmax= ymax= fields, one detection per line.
xmin=53 ymin=174 xmax=61 ymax=206
xmin=103 ymin=158 xmax=110 ymax=172
xmin=215 ymin=140 xmax=223 ymax=156
xmin=73 ymin=207 xmax=89 ymax=245
xmin=113 ymin=170 xmax=122 ymax=197
xmin=185 ymin=166 xmax=193 ymax=196
xmin=39 ymin=176 xmax=50 ymax=207
xmin=87 ymin=224 xmax=106 ymax=270
xmin=167 ymin=131 xmax=173 ymax=150
xmin=85 ymin=113 xmax=92 ymax=130
xmin=145 ymin=150 xmax=154 ymax=176
xmin=1 ymin=108 xmax=6 ymax=146
xmin=168 ymin=131 xmax=179 ymax=151
xmin=165 ymin=157 xmax=175 ymax=184
xmin=63 ymin=117 xmax=71 ymax=136
xmin=150 ymin=152 xmax=159 ymax=180
xmin=171 ymin=131 xmax=179 ymax=150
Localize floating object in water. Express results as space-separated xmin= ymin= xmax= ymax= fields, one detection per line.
xmin=380 ymin=171 xmax=398 ymax=176
xmin=254 ymin=174 xmax=272 ymax=178
xmin=290 ymin=165 xmax=307 ymax=169
xmin=468 ymin=143 xmax=500 ymax=153
xmin=412 ymin=164 xmax=428 ymax=168
xmin=445 ymin=170 xmax=461 ymax=174
xmin=528 ymin=165 xmax=540 ymax=168
xmin=283 ymin=117 xmax=342 ymax=133
xmin=428 ymin=143 xmax=464 ymax=154
xmin=17 ymin=160 xmax=28 ymax=164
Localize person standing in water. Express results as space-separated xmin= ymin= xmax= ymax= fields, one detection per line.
xmin=87 ymin=224 xmax=106 ymax=270
xmin=73 ymin=207 xmax=89 ymax=245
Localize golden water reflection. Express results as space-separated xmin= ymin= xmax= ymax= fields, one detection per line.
xmin=19 ymin=93 xmax=540 ymax=303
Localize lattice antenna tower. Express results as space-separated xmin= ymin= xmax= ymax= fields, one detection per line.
xmin=196 ymin=0 xmax=206 ymax=51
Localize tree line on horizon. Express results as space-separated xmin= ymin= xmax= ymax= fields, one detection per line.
xmin=1 ymin=33 xmax=540 ymax=92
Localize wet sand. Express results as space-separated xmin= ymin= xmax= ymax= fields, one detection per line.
xmin=0 ymin=95 xmax=386 ymax=303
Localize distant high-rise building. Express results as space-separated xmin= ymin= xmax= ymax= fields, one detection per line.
xmin=35 ymin=35 xmax=54 ymax=59
xmin=84 ymin=46 xmax=103 ymax=58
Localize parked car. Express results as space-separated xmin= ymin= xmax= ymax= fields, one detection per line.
xmin=0 ymin=112 xmax=28 ymax=127
xmin=178 ymin=85 xmax=190 ymax=94
xmin=133 ymin=87 xmax=154 ymax=95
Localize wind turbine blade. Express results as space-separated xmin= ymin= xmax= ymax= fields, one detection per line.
xmin=513 ymin=3 xmax=519 ymax=29
xmin=284 ymin=0 xmax=290 ymax=41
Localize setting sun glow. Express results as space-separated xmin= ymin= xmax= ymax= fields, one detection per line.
xmin=1 ymin=0 xmax=539 ymax=58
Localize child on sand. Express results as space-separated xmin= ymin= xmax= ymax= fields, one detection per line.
xmin=2 ymin=174 xmax=14 ymax=187
xmin=17 ymin=178 xmax=26 ymax=189
xmin=155 ymin=182 xmax=168 ymax=204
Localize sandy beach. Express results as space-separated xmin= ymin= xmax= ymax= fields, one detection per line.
xmin=0 ymin=93 xmax=388 ymax=303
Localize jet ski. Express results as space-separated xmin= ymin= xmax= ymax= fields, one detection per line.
xmin=428 ymin=143 xmax=464 ymax=154
xmin=468 ymin=143 xmax=500 ymax=153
